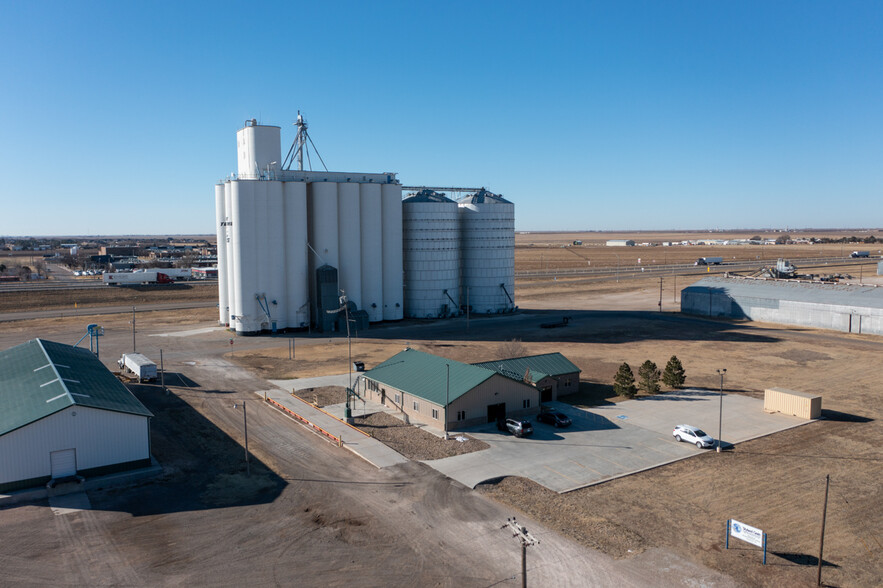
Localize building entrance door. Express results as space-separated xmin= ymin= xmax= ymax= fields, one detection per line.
xmin=487 ymin=402 xmax=506 ymax=424
xmin=540 ymin=387 xmax=552 ymax=403
xmin=50 ymin=448 xmax=77 ymax=478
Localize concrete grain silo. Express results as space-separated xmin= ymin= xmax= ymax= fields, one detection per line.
xmin=216 ymin=117 xmax=402 ymax=334
xmin=381 ymin=183 xmax=404 ymax=321
xmin=359 ymin=183 xmax=384 ymax=322
xmin=402 ymin=190 xmax=460 ymax=318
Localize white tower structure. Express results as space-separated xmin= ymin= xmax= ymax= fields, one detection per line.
xmin=236 ymin=120 xmax=281 ymax=179
xmin=217 ymin=117 xmax=402 ymax=334
xmin=402 ymin=190 xmax=461 ymax=318
xmin=458 ymin=189 xmax=515 ymax=314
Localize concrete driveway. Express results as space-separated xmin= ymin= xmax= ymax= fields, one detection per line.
xmin=425 ymin=389 xmax=810 ymax=493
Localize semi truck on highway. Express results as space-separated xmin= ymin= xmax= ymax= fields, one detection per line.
xmin=118 ymin=353 xmax=157 ymax=382
xmin=695 ymin=257 xmax=723 ymax=266
xmin=850 ymin=251 xmax=870 ymax=258
xmin=103 ymin=271 xmax=174 ymax=285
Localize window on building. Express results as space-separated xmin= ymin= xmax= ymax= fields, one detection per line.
xmin=413 ymin=401 xmax=419 ymax=411
xmin=457 ymin=410 xmax=466 ymax=421
xmin=432 ymin=409 xmax=438 ymax=419
xmin=523 ymin=399 xmax=531 ymax=409
xmin=394 ymin=393 xmax=400 ymax=404
xmin=564 ymin=378 xmax=572 ymax=387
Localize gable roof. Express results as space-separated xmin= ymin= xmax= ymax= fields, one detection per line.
xmin=363 ymin=348 xmax=497 ymax=406
xmin=0 ymin=339 xmax=153 ymax=436
xmin=473 ymin=352 xmax=581 ymax=385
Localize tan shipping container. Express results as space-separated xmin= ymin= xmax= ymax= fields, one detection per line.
xmin=764 ymin=388 xmax=822 ymax=419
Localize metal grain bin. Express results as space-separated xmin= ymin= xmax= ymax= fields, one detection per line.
xmin=764 ymin=388 xmax=821 ymax=419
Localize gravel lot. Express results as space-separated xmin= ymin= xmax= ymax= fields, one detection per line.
xmin=352 ymin=412 xmax=489 ymax=461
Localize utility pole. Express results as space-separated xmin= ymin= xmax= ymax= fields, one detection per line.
xmin=716 ymin=368 xmax=726 ymax=452
xmin=444 ymin=364 xmax=450 ymax=440
xmin=502 ymin=517 xmax=539 ymax=588
xmin=658 ymin=277 xmax=663 ymax=312
xmin=160 ymin=349 xmax=166 ymax=395
xmin=673 ymin=275 xmax=677 ymax=303
xmin=242 ymin=400 xmax=250 ymax=477
xmin=132 ymin=306 xmax=136 ymax=352
xmin=817 ymin=474 xmax=830 ymax=586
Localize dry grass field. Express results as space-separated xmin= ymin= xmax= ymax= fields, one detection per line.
xmin=2 ymin=230 xmax=882 ymax=586
xmin=0 ymin=283 xmax=217 ymax=313
xmin=229 ymin=274 xmax=883 ymax=587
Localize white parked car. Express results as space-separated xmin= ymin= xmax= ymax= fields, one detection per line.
xmin=673 ymin=424 xmax=714 ymax=448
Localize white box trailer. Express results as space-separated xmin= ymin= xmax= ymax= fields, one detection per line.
xmin=103 ymin=271 xmax=173 ymax=285
xmin=695 ymin=257 xmax=723 ymax=265
xmin=119 ymin=353 xmax=157 ymax=382
xmin=159 ymin=268 xmax=192 ymax=280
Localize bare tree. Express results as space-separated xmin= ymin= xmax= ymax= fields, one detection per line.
xmin=497 ymin=338 xmax=528 ymax=359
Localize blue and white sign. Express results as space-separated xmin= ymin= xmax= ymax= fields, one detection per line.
xmin=730 ymin=519 xmax=764 ymax=547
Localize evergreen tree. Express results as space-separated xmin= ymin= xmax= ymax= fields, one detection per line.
xmin=637 ymin=360 xmax=661 ymax=394
xmin=662 ymin=355 xmax=686 ymax=389
xmin=613 ymin=363 xmax=637 ymax=398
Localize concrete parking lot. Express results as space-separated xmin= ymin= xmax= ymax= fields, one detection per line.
xmin=427 ymin=390 xmax=810 ymax=493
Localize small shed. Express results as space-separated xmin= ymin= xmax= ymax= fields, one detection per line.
xmin=764 ymin=388 xmax=821 ymax=419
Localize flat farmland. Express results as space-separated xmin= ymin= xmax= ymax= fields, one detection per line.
xmin=515 ymin=230 xmax=881 ymax=272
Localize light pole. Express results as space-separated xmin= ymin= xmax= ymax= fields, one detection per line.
xmin=444 ymin=363 xmax=450 ymax=440
xmin=716 ymin=368 xmax=726 ymax=453
xmin=613 ymin=253 xmax=620 ymax=282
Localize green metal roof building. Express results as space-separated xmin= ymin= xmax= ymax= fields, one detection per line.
xmin=361 ymin=349 xmax=542 ymax=432
xmin=473 ymin=352 xmax=581 ymax=402
xmin=0 ymin=339 xmax=153 ymax=493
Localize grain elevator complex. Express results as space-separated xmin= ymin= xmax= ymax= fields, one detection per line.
xmin=215 ymin=117 xmax=515 ymax=334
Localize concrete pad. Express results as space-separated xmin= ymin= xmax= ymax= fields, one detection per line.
xmin=256 ymin=388 xmax=408 ymax=469
xmin=425 ymin=390 xmax=813 ymax=493
xmin=270 ymin=373 xmax=351 ymax=392
xmin=49 ymin=491 xmax=91 ymax=515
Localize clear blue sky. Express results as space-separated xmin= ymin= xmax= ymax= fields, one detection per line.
xmin=1 ymin=1 xmax=880 ymax=236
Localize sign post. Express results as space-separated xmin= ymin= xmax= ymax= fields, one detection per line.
xmin=726 ymin=519 xmax=767 ymax=565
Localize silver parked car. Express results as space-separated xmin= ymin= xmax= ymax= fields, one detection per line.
xmin=673 ymin=424 xmax=714 ymax=448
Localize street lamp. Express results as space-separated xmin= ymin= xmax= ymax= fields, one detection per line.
xmin=444 ymin=363 xmax=450 ymax=440
xmin=716 ymin=368 xmax=726 ymax=453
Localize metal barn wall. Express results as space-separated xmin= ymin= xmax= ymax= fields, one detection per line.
xmin=682 ymin=287 xmax=883 ymax=335
xmin=0 ymin=406 xmax=149 ymax=487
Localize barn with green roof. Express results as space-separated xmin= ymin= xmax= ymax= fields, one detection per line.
xmin=359 ymin=348 xmax=539 ymax=431
xmin=0 ymin=339 xmax=153 ymax=493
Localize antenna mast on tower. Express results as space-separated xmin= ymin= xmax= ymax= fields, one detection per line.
xmin=282 ymin=111 xmax=328 ymax=172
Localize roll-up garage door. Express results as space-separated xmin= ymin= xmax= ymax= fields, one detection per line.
xmin=50 ymin=449 xmax=77 ymax=478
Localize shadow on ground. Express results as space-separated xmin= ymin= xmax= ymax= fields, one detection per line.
xmin=86 ymin=383 xmax=285 ymax=516
xmin=265 ymin=309 xmax=783 ymax=346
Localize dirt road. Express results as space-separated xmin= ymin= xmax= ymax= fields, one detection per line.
xmin=0 ymin=316 xmax=735 ymax=587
